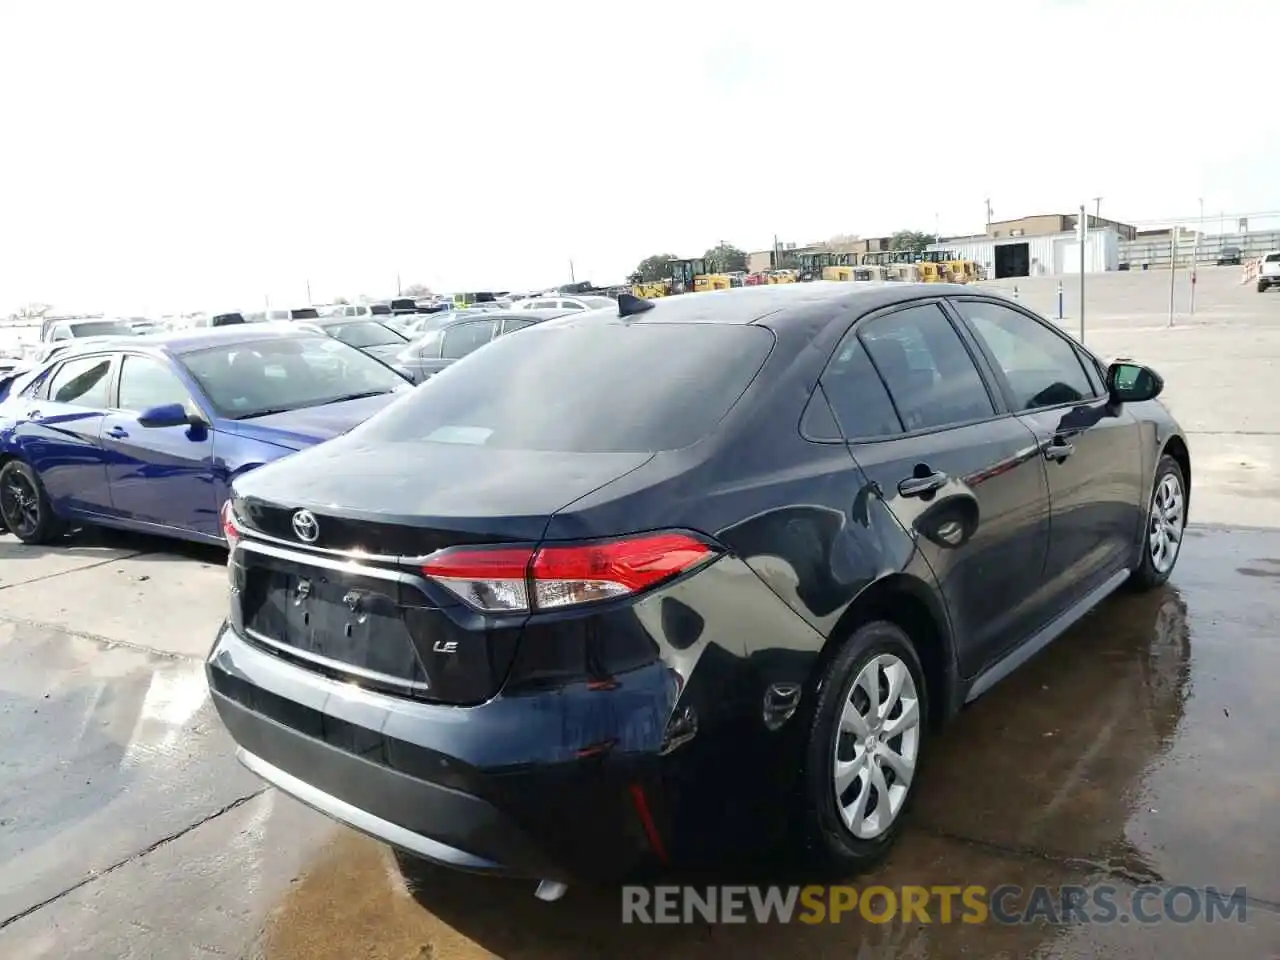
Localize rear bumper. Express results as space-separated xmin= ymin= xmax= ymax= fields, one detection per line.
xmin=206 ymin=620 xmax=677 ymax=882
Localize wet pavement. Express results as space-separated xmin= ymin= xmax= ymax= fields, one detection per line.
xmin=2 ymin=523 xmax=1280 ymax=958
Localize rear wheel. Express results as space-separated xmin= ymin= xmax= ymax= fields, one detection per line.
xmin=1128 ymin=454 xmax=1186 ymax=591
xmin=1258 ymin=281 xmax=1269 ymax=293
xmin=799 ymin=621 xmax=927 ymax=875
xmin=0 ymin=460 xmax=67 ymax=545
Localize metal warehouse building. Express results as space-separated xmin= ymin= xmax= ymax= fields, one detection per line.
xmin=927 ymin=228 xmax=1120 ymax=279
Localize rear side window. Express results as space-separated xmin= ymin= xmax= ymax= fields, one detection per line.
xmin=356 ymin=322 xmax=774 ymax=453
xmin=859 ymin=304 xmax=995 ymax=432
xmin=47 ymin=355 xmax=112 ymax=407
xmin=441 ymin=320 xmax=497 ymax=359
xmin=500 ymin=318 xmax=535 ymax=335
xmin=818 ymin=332 xmax=902 ymax=439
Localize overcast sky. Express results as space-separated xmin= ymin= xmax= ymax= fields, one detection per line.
xmin=1 ymin=0 xmax=1277 ymax=316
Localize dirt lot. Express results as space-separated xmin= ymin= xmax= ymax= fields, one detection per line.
xmin=2 ymin=268 xmax=1279 ymax=958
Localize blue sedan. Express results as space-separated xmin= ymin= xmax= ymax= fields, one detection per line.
xmin=0 ymin=324 xmax=412 ymax=546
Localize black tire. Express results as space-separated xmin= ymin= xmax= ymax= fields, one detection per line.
xmin=1257 ymin=281 xmax=1268 ymax=293
xmin=799 ymin=620 xmax=928 ymax=876
xmin=1128 ymin=454 xmax=1186 ymax=592
xmin=0 ymin=460 xmax=67 ymax=545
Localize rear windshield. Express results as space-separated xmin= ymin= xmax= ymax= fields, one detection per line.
xmin=357 ymin=321 xmax=774 ymax=453
xmin=1266 ymin=253 xmax=1280 ymax=263
xmin=323 ymin=320 xmax=405 ymax=348
xmin=70 ymin=321 xmax=133 ymax=337
xmin=179 ymin=335 xmax=407 ymax=419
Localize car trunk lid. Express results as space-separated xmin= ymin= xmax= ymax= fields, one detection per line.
xmin=228 ymin=440 xmax=654 ymax=703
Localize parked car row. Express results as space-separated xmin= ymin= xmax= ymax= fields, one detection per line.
xmin=2 ymin=282 xmax=1192 ymax=907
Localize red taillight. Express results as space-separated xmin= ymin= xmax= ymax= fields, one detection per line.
xmin=220 ymin=500 xmax=241 ymax=549
xmin=420 ymin=532 xmax=715 ymax=613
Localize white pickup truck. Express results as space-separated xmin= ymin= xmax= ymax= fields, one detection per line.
xmin=1257 ymin=251 xmax=1280 ymax=292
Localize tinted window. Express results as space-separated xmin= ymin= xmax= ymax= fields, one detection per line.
xmin=860 ymin=304 xmax=994 ymax=432
xmin=118 ymin=356 xmax=191 ymax=411
xmin=70 ymin=321 xmax=133 ymax=338
xmin=356 ymin=322 xmax=774 ymax=453
xmin=178 ymin=336 xmax=407 ymax=419
xmin=48 ymin=355 xmax=112 ymax=406
xmin=581 ymin=297 xmax=615 ymax=310
xmin=820 ymin=332 xmax=902 ymax=439
xmin=441 ymin=320 xmax=496 ymax=360
xmin=500 ymin=318 xmax=535 ymax=335
xmin=533 ymin=300 xmax=559 ymax=309
xmin=323 ymin=320 xmax=405 ymax=348
xmin=1078 ymin=348 xmax=1105 ymax=395
xmin=955 ymin=301 xmax=1095 ymax=410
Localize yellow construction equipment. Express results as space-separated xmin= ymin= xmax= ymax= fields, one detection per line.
xmin=768 ymin=270 xmax=799 ymax=284
xmin=798 ymin=252 xmax=853 ymax=281
xmin=669 ymin=257 xmax=735 ymax=293
xmin=628 ymin=273 xmax=671 ymax=298
xmin=942 ymin=259 xmax=982 ymax=283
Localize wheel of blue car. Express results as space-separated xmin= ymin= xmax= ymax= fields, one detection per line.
xmin=0 ymin=460 xmax=67 ymax=545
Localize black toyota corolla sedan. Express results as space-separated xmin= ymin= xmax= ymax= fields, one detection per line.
xmin=207 ymin=282 xmax=1190 ymax=900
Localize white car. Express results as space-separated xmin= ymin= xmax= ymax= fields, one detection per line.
xmin=509 ymin=294 xmax=615 ymax=312
xmin=1256 ymin=251 xmax=1280 ymax=292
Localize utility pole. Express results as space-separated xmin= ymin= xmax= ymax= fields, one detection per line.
xmin=1092 ymin=196 xmax=1102 ymax=221
xmin=396 ymin=272 xmax=402 ymax=296
xmin=1078 ymin=204 xmax=1086 ymax=342
xmin=569 ymin=259 xmax=576 ymax=283
xmin=1191 ymin=198 xmax=1203 ymax=315
xmin=306 ymin=279 xmax=312 ymax=304
xmin=984 ymin=199 xmax=993 ymax=233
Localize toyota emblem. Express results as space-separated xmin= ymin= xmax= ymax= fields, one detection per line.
xmin=291 ymin=509 xmax=319 ymax=543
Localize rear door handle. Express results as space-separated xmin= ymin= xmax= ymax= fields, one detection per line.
xmin=106 ymin=426 xmax=129 ymax=439
xmin=898 ymin=470 xmax=949 ymax=498
xmin=1043 ymin=437 xmax=1075 ymax=462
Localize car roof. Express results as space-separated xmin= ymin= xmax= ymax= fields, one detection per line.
xmin=434 ymin=308 xmax=574 ymax=328
xmin=597 ymin=281 xmax=979 ymax=329
xmin=124 ymin=322 xmax=319 ymax=356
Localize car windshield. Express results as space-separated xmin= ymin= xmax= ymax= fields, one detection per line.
xmin=323 ymin=320 xmax=406 ymax=348
xmin=179 ymin=335 xmax=408 ymax=419
xmin=355 ymin=321 xmax=774 ymax=453
xmin=70 ymin=321 xmax=133 ymax=337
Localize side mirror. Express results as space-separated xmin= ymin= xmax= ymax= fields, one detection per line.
xmin=1107 ymin=361 xmax=1163 ymax=403
xmin=137 ymin=402 xmax=192 ymax=428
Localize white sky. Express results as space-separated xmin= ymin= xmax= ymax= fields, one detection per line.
xmin=1 ymin=0 xmax=1277 ymax=316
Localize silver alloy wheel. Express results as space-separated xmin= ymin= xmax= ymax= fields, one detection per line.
xmin=833 ymin=652 xmax=921 ymax=840
xmin=1149 ymin=472 xmax=1185 ymax=575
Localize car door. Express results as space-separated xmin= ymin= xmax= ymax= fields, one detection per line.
xmin=13 ymin=352 xmax=117 ymax=515
xmin=820 ymin=300 xmax=1053 ymax=677
xmin=949 ymin=297 xmax=1145 ymax=611
xmin=100 ymin=353 xmax=219 ymax=535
